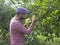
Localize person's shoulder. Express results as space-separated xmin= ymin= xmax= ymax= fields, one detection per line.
xmin=10 ymin=17 xmax=15 ymax=23
xmin=10 ymin=17 xmax=21 ymax=25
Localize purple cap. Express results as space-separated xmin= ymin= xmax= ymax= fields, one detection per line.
xmin=16 ymin=7 xmax=29 ymax=14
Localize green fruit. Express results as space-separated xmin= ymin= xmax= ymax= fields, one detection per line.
xmin=48 ymin=33 xmax=51 ymax=36
xmin=0 ymin=30 xmax=1 ymax=33
xmin=32 ymin=15 xmax=36 ymax=18
xmin=47 ymin=17 xmax=51 ymax=20
xmin=52 ymin=33 xmax=55 ymax=37
xmin=25 ymin=18 xmax=31 ymax=24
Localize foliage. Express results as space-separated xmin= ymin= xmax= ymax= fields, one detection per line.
xmin=0 ymin=0 xmax=60 ymax=45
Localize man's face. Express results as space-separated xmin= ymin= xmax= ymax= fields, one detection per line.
xmin=22 ymin=14 xmax=27 ymax=18
xmin=19 ymin=14 xmax=27 ymax=20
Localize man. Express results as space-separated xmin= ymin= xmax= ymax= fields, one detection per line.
xmin=10 ymin=7 xmax=36 ymax=45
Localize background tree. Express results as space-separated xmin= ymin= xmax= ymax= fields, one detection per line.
xmin=0 ymin=0 xmax=60 ymax=45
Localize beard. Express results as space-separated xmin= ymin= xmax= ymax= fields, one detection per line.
xmin=19 ymin=17 xmax=24 ymax=23
xmin=20 ymin=17 xmax=24 ymax=20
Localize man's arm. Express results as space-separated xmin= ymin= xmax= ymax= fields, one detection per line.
xmin=13 ymin=21 xmax=34 ymax=35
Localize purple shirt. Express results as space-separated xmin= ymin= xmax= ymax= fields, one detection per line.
xmin=10 ymin=15 xmax=34 ymax=45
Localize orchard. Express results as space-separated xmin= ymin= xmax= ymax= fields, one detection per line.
xmin=0 ymin=0 xmax=60 ymax=45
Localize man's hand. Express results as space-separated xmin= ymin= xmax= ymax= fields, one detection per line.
xmin=31 ymin=17 xmax=37 ymax=23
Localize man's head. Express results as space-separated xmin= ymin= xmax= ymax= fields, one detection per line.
xmin=16 ymin=7 xmax=29 ymax=19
